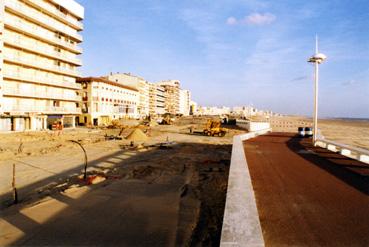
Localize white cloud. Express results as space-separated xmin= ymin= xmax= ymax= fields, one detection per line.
xmin=226 ymin=12 xmax=276 ymax=26
xmin=226 ymin=17 xmax=237 ymax=25
xmin=246 ymin=12 xmax=276 ymax=25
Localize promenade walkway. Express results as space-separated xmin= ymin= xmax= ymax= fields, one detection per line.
xmin=244 ymin=133 xmax=369 ymax=246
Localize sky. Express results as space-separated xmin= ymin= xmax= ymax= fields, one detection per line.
xmin=77 ymin=0 xmax=369 ymax=118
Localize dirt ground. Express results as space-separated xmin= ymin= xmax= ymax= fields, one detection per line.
xmin=0 ymin=117 xmax=243 ymax=246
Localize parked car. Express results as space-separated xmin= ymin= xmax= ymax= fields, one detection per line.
xmin=298 ymin=127 xmax=305 ymax=137
xmin=304 ymin=127 xmax=313 ymax=137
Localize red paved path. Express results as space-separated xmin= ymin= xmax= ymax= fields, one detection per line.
xmin=244 ymin=133 xmax=369 ymax=246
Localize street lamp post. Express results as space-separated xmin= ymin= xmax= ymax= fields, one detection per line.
xmin=308 ymin=36 xmax=327 ymax=145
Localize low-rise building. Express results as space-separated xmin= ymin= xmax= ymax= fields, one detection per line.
xmin=232 ymin=106 xmax=257 ymax=117
xmin=197 ymin=106 xmax=231 ymax=116
xmin=106 ymin=73 xmax=150 ymax=117
xmin=76 ymin=77 xmax=138 ymax=126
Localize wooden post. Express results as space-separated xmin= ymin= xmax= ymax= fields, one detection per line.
xmin=12 ymin=163 xmax=18 ymax=204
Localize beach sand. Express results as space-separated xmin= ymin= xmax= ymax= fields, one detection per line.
xmin=269 ymin=116 xmax=369 ymax=149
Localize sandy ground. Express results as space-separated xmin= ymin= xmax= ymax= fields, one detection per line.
xmin=269 ymin=116 xmax=369 ymax=149
xmin=244 ymin=133 xmax=369 ymax=246
xmin=0 ymin=117 xmax=243 ymax=246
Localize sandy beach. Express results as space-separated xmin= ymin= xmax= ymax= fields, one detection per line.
xmin=269 ymin=116 xmax=369 ymax=150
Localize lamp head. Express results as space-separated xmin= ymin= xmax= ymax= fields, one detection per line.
xmin=308 ymin=53 xmax=327 ymax=64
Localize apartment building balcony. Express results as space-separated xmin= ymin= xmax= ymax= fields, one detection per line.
xmin=24 ymin=0 xmax=83 ymax=31
xmin=4 ymin=35 xmax=82 ymax=66
xmin=4 ymin=53 xmax=80 ymax=77
xmin=4 ymin=14 xmax=82 ymax=54
xmin=3 ymin=104 xmax=81 ymax=114
xmin=3 ymin=87 xmax=82 ymax=102
xmin=5 ymin=0 xmax=83 ymax=42
xmin=3 ymin=70 xmax=81 ymax=90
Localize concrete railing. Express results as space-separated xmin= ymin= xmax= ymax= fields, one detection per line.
xmin=220 ymin=128 xmax=272 ymax=246
xmin=315 ymin=138 xmax=369 ymax=164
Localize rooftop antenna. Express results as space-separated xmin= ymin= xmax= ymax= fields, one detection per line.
xmin=315 ymin=34 xmax=319 ymax=53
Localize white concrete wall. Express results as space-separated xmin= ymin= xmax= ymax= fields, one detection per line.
xmin=221 ymin=129 xmax=271 ymax=246
xmin=237 ymin=120 xmax=271 ymax=132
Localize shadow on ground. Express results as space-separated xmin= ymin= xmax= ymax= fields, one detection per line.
xmin=286 ymin=136 xmax=369 ymax=195
xmin=1 ymin=142 xmax=231 ymax=246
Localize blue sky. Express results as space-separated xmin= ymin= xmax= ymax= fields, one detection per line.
xmin=77 ymin=0 xmax=369 ymax=118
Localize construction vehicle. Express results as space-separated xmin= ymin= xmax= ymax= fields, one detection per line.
xmin=161 ymin=115 xmax=174 ymax=125
xmin=203 ymin=119 xmax=227 ymax=137
xmin=158 ymin=113 xmax=175 ymax=125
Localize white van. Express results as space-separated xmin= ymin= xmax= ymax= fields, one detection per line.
xmin=298 ymin=127 xmax=305 ymax=137
xmin=304 ymin=127 xmax=313 ymax=137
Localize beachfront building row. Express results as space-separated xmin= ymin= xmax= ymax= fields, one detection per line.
xmin=195 ymin=106 xmax=231 ymax=116
xmin=104 ymin=74 xmax=191 ymax=117
xmin=74 ymin=74 xmax=192 ymax=126
xmin=0 ymin=0 xmax=191 ymax=131
xmin=0 ymin=0 xmax=84 ymax=131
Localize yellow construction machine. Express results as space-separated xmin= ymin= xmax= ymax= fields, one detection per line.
xmin=203 ymin=119 xmax=227 ymax=137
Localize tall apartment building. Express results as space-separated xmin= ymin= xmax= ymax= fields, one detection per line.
xmin=0 ymin=0 xmax=84 ymax=131
xmin=77 ymin=77 xmax=138 ymax=126
xmin=189 ymin=100 xmax=197 ymax=115
xmin=106 ymin=73 xmax=150 ymax=118
xmin=157 ymin=80 xmax=180 ymax=115
xmin=179 ymin=89 xmax=191 ymax=116
xmin=148 ymin=82 xmax=165 ymax=116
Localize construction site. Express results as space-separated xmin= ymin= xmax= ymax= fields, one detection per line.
xmin=0 ymin=116 xmax=244 ymax=246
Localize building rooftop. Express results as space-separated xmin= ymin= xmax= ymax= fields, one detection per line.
xmin=77 ymin=77 xmax=139 ymax=92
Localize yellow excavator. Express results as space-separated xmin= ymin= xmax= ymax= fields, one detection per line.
xmin=203 ymin=119 xmax=227 ymax=137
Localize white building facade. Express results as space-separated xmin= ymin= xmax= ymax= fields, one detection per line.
xmin=197 ymin=106 xmax=231 ymax=116
xmin=179 ymin=89 xmax=191 ymax=116
xmin=77 ymin=77 xmax=138 ymax=126
xmin=107 ymin=73 xmax=150 ymax=118
xmin=232 ymin=106 xmax=257 ymax=117
xmin=0 ymin=0 xmax=84 ymax=131
xmin=149 ymin=83 xmax=165 ymax=116
xmin=157 ymin=80 xmax=180 ymax=115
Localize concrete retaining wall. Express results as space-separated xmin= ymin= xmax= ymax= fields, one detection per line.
xmin=220 ymin=128 xmax=271 ymax=246
xmin=237 ymin=120 xmax=271 ymax=132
